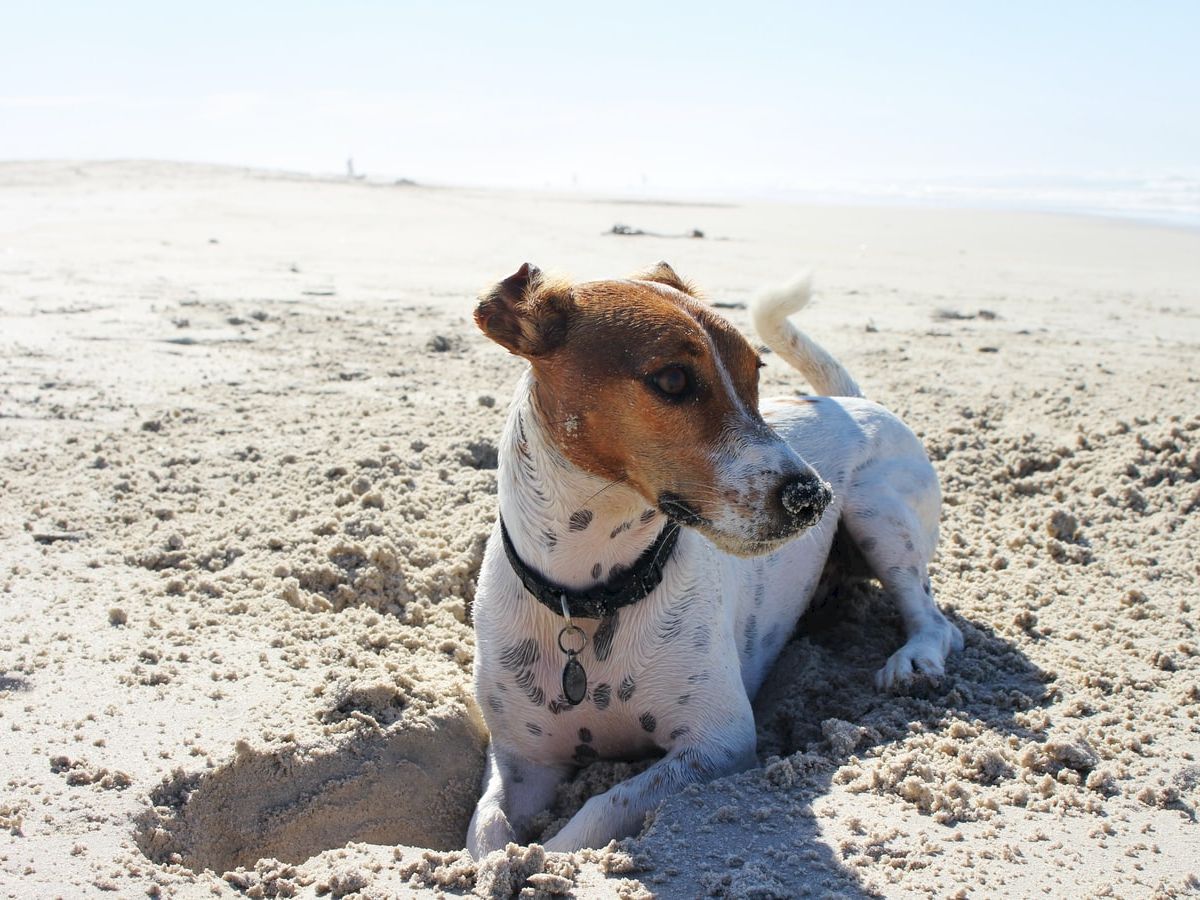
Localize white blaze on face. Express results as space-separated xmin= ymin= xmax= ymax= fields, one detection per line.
xmin=704 ymin=332 xmax=806 ymax=544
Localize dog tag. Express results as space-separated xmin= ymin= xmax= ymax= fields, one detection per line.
xmin=562 ymin=656 xmax=587 ymax=706
xmin=557 ymin=609 xmax=588 ymax=706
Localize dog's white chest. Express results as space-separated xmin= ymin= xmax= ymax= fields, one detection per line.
xmin=472 ymin=521 xmax=843 ymax=766
xmin=480 ymin=650 xmax=670 ymax=765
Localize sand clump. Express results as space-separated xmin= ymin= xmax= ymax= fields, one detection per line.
xmin=1 ymin=162 xmax=1198 ymax=897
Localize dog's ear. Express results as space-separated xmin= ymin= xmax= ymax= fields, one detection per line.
xmin=635 ymin=261 xmax=696 ymax=296
xmin=475 ymin=263 xmax=574 ymax=358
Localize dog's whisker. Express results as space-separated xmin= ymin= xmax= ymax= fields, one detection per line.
xmin=579 ymin=475 xmax=630 ymax=506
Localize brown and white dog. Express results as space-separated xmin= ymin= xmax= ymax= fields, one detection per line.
xmin=466 ymin=263 xmax=962 ymax=856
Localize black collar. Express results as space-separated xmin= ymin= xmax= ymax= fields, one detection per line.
xmin=498 ymin=516 xmax=680 ymax=619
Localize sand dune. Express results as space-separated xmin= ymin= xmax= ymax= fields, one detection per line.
xmin=1 ymin=161 xmax=1197 ymax=898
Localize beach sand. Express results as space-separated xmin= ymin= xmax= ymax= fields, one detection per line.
xmin=1 ymin=161 xmax=1197 ymax=898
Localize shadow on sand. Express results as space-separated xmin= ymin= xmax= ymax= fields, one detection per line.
xmin=605 ymin=581 xmax=1054 ymax=898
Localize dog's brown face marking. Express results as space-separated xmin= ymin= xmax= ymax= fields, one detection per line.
xmin=476 ymin=262 xmax=827 ymax=554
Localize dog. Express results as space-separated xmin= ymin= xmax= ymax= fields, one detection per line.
xmin=465 ymin=262 xmax=963 ymax=856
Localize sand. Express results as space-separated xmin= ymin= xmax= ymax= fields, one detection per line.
xmin=1 ymin=160 xmax=1198 ymax=898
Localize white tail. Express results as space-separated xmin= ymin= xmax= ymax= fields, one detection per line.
xmin=750 ymin=273 xmax=862 ymax=398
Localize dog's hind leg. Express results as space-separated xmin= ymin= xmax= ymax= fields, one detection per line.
xmin=467 ymin=744 xmax=569 ymax=858
xmin=840 ymin=475 xmax=963 ymax=690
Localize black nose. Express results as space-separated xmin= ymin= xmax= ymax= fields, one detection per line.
xmin=779 ymin=473 xmax=832 ymax=526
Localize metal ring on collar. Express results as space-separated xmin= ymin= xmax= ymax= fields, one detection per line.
xmin=557 ymin=624 xmax=587 ymax=656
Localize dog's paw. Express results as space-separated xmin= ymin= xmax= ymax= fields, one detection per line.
xmin=542 ymin=794 xmax=623 ymax=853
xmin=948 ymin=620 xmax=965 ymax=653
xmin=874 ymin=620 xmax=962 ymax=691
xmin=466 ymin=804 xmax=516 ymax=860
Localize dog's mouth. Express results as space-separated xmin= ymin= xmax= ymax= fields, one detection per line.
xmin=657 ymin=492 xmax=707 ymax=527
xmin=657 ymin=484 xmax=831 ymax=558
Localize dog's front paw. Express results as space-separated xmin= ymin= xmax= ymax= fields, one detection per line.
xmin=875 ymin=619 xmax=963 ymax=690
xmin=542 ymin=794 xmax=623 ymax=853
xmin=466 ymin=803 xmax=516 ymax=860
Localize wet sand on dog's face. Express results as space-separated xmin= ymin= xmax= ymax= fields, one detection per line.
xmin=1 ymin=160 xmax=1198 ymax=898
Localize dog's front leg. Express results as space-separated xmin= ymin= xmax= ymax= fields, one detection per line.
xmin=543 ymin=731 xmax=756 ymax=853
xmin=467 ymin=743 xmax=569 ymax=859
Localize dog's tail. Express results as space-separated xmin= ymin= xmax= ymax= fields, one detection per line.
xmin=751 ymin=273 xmax=863 ymax=398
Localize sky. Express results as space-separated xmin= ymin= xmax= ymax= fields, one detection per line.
xmin=2 ymin=1 xmax=1199 ymax=198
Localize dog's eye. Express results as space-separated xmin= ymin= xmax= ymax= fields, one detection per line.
xmin=651 ymin=366 xmax=691 ymax=398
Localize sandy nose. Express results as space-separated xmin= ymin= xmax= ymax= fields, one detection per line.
xmin=779 ymin=472 xmax=832 ymax=525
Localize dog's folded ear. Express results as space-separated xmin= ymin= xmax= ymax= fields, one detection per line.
xmin=475 ymin=263 xmax=574 ymax=358
xmin=635 ymin=261 xmax=696 ymax=297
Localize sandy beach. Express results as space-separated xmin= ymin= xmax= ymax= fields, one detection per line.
xmin=1 ymin=160 xmax=1198 ymax=898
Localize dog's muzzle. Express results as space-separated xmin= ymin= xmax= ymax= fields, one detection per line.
xmin=779 ymin=473 xmax=832 ymax=528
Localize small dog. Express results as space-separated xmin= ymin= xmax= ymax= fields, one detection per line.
xmin=466 ymin=263 xmax=962 ymax=856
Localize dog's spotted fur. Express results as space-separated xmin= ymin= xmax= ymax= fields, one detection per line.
xmin=467 ymin=264 xmax=963 ymax=855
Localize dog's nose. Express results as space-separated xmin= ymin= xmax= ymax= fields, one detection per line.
xmin=779 ymin=473 xmax=832 ymax=526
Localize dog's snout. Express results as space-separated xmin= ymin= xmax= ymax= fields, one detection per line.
xmin=779 ymin=473 xmax=832 ymax=526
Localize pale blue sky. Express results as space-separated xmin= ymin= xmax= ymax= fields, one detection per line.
xmin=2 ymin=1 xmax=1198 ymax=195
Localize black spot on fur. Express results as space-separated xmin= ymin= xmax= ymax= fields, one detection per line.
xmin=743 ymin=615 xmax=758 ymax=658
xmin=569 ymin=509 xmax=594 ymax=532
xmin=574 ymin=743 xmax=598 ymax=763
xmin=753 ymin=580 xmax=766 ymax=609
xmin=548 ymin=696 xmax=574 ymax=715
xmin=528 ymin=687 xmax=545 ymax=706
xmin=591 ymin=562 xmax=602 ymax=580
xmin=610 ymin=520 xmax=632 ymax=539
xmin=592 ymin=682 xmax=611 ymax=710
xmin=639 ymin=712 xmax=657 ymax=733
xmin=905 ymin=540 xmax=915 ymax=551
xmin=691 ymin=623 xmax=711 ymax=653
xmin=609 ymin=563 xmax=627 ymax=580
xmin=640 ymin=508 xmax=657 ymax=524
xmin=500 ymin=639 xmax=539 ymax=671
xmin=669 ymin=725 xmax=692 ymax=741
xmin=656 ymin=594 xmax=695 ymax=645
xmin=859 ymin=536 xmax=877 ymax=553
xmin=543 ymin=529 xmax=557 ymax=550
xmin=525 ymin=722 xmax=542 ymax=736
xmin=578 ymin=727 xmax=592 ymax=743
xmin=677 ymin=694 xmax=691 ymax=705
xmin=687 ymin=671 xmax=710 ymax=684
xmin=514 ymin=667 xmax=538 ymax=696
xmin=618 ymin=675 xmax=636 ymax=702
xmin=593 ymin=612 xmax=619 ymax=661
xmin=487 ymin=695 xmax=503 ymax=713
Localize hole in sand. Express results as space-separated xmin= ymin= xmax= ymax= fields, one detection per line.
xmin=135 ymin=709 xmax=486 ymax=874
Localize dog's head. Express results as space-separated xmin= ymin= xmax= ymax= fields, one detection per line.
xmin=475 ymin=262 xmax=831 ymax=556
